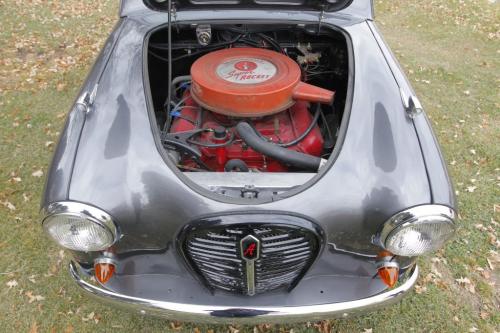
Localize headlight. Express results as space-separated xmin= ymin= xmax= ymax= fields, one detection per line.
xmin=379 ymin=205 xmax=456 ymax=257
xmin=42 ymin=202 xmax=117 ymax=252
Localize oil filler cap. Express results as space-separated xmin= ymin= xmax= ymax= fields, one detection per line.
xmin=190 ymin=48 xmax=335 ymax=117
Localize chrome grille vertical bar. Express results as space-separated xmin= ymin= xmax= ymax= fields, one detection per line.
xmin=245 ymin=260 xmax=256 ymax=296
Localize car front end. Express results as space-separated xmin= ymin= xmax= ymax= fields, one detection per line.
xmin=40 ymin=0 xmax=456 ymax=324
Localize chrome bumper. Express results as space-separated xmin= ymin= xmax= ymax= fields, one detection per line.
xmin=69 ymin=261 xmax=418 ymax=324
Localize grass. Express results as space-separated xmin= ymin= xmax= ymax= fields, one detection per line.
xmin=0 ymin=0 xmax=498 ymax=332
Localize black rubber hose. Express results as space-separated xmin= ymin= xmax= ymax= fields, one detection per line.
xmin=236 ymin=122 xmax=323 ymax=171
xmin=224 ymin=159 xmax=249 ymax=172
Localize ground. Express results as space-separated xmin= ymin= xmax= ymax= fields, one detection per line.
xmin=0 ymin=0 xmax=498 ymax=332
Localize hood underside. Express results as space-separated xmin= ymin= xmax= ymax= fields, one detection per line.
xmin=143 ymin=0 xmax=354 ymax=12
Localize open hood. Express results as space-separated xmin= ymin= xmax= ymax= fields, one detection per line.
xmin=143 ymin=0 xmax=356 ymax=12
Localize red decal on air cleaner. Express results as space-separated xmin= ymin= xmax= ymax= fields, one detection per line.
xmin=216 ymin=57 xmax=277 ymax=84
xmin=234 ymin=60 xmax=258 ymax=71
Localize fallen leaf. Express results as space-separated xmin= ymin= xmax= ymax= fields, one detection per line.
xmin=313 ymin=320 xmax=331 ymax=333
xmin=456 ymin=277 xmax=471 ymax=285
xmin=466 ymin=186 xmax=477 ymax=193
xmin=29 ymin=322 xmax=39 ymax=333
xmin=6 ymin=280 xmax=18 ymax=288
xmin=25 ymin=291 xmax=45 ymax=303
xmin=415 ymin=284 xmax=427 ymax=294
xmin=82 ymin=312 xmax=95 ymax=322
xmin=254 ymin=324 xmax=273 ymax=333
xmin=169 ymin=321 xmax=183 ymax=331
xmin=229 ymin=325 xmax=240 ymax=333
xmin=1 ymin=201 xmax=16 ymax=211
xmin=480 ymin=311 xmax=490 ymax=320
xmin=32 ymin=170 xmax=44 ymax=177
xmin=10 ymin=176 xmax=22 ymax=183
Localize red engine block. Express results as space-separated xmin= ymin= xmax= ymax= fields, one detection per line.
xmin=170 ymin=92 xmax=324 ymax=172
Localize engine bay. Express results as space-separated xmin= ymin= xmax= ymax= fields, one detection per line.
xmin=147 ymin=24 xmax=349 ymax=198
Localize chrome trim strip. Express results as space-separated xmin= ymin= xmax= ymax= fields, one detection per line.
xmin=94 ymin=257 xmax=117 ymax=266
xmin=69 ymin=261 xmax=418 ymax=324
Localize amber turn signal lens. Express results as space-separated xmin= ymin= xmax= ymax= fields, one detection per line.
xmin=376 ymin=250 xmax=399 ymax=288
xmin=94 ymin=262 xmax=115 ymax=284
xmin=377 ymin=266 xmax=399 ymax=288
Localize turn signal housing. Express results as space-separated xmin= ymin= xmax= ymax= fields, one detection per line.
xmin=94 ymin=259 xmax=116 ymax=284
xmin=377 ymin=251 xmax=399 ymax=288
xmin=378 ymin=266 xmax=399 ymax=288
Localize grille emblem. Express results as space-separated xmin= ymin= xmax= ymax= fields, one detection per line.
xmin=240 ymin=235 xmax=260 ymax=295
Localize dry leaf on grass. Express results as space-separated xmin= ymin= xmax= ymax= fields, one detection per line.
xmin=31 ymin=169 xmax=44 ymax=177
xmin=1 ymin=201 xmax=16 ymax=211
xmin=313 ymin=320 xmax=331 ymax=333
xmin=169 ymin=321 xmax=183 ymax=331
xmin=29 ymin=322 xmax=39 ymax=333
xmin=229 ymin=325 xmax=240 ymax=333
xmin=6 ymin=279 xmax=18 ymax=288
xmin=25 ymin=291 xmax=45 ymax=303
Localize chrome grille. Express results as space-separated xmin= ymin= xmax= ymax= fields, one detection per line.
xmin=183 ymin=222 xmax=320 ymax=295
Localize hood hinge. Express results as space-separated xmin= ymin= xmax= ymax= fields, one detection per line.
xmin=171 ymin=3 xmax=178 ymax=29
xmin=317 ymin=7 xmax=325 ymax=34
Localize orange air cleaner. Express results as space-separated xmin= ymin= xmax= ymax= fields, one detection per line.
xmin=190 ymin=47 xmax=335 ymax=117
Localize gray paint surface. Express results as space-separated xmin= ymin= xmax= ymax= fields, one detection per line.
xmin=42 ymin=6 xmax=454 ymax=305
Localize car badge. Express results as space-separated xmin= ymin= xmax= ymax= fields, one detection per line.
xmin=240 ymin=235 xmax=260 ymax=295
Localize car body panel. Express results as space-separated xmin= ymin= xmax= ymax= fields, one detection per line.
xmin=41 ymin=8 xmax=455 ymax=312
xmin=57 ymin=14 xmax=432 ymax=256
xmin=367 ymin=21 xmax=456 ymax=207
xmin=42 ymin=20 xmax=125 ymax=204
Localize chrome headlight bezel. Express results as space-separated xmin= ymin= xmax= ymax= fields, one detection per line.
xmin=379 ymin=205 xmax=456 ymax=257
xmin=41 ymin=201 xmax=118 ymax=252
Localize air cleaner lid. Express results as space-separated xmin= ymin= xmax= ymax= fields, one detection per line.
xmin=190 ymin=47 xmax=334 ymax=117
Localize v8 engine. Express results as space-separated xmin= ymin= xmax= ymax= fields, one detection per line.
xmin=163 ymin=47 xmax=337 ymax=172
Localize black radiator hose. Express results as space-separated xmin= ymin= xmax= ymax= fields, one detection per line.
xmin=236 ymin=122 xmax=325 ymax=171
